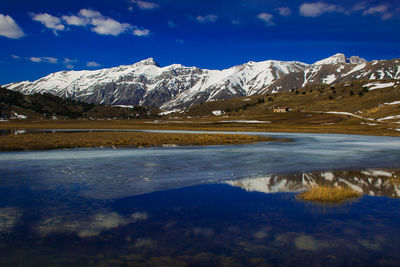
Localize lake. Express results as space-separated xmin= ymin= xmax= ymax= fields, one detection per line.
xmin=0 ymin=132 xmax=400 ymax=266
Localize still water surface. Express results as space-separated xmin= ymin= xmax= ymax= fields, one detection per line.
xmin=0 ymin=132 xmax=400 ymax=266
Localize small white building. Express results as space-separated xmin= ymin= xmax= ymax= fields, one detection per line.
xmin=273 ymin=107 xmax=289 ymax=113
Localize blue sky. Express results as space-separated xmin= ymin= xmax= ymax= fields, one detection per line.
xmin=0 ymin=0 xmax=399 ymax=84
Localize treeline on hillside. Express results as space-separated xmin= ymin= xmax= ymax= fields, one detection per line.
xmin=0 ymin=87 xmax=160 ymax=119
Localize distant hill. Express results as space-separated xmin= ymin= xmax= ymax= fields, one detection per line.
xmin=180 ymin=79 xmax=400 ymax=123
xmin=3 ymin=54 xmax=400 ymax=110
xmin=0 ymin=87 xmax=160 ymax=120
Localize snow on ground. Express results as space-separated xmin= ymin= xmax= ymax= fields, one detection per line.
xmin=243 ymin=98 xmax=251 ymax=101
xmin=336 ymin=65 xmax=345 ymax=73
xmin=360 ymin=122 xmax=378 ymax=126
xmin=113 ymin=105 xmax=135 ymax=108
xmin=378 ymin=115 xmax=400 ymax=121
xmin=159 ymin=109 xmax=181 ymax=116
xmin=361 ymin=170 xmax=392 ymax=177
xmin=324 ymin=111 xmax=373 ymax=121
xmin=342 ymin=63 xmax=367 ymax=77
xmin=322 ymin=74 xmax=336 ymax=84
xmin=13 ymin=130 xmax=26 ymax=135
xmin=219 ymin=120 xmax=271 ymax=124
xmin=146 ymin=120 xmax=194 ymax=124
xmin=10 ymin=112 xmax=28 ymax=119
xmin=212 ymin=110 xmax=223 ymax=116
xmin=362 ymin=82 xmax=395 ymax=90
xmin=383 ymin=100 xmax=400 ymax=105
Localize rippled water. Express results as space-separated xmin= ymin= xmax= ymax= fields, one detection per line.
xmin=1 ymin=132 xmax=400 ymax=266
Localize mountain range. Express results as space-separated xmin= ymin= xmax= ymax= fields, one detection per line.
xmin=3 ymin=53 xmax=400 ymax=110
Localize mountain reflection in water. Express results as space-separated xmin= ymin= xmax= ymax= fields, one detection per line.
xmin=226 ymin=169 xmax=400 ymax=198
xmin=0 ymin=169 xmax=399 ymax=266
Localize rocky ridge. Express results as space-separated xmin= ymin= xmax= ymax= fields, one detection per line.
xmin=4 ymin=53 xmax=400 ymax=110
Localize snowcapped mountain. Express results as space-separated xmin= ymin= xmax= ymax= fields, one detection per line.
xmin=4 ymin=53 xmax=400 ymax=110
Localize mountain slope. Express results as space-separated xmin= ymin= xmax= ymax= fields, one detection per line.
xmin=4 ymin=54 xmax=400 ymax=110
xmin=265 ymin=56 xmax=400 ymax=93
xmin=0 ymin=87 xmax=160 ymax=119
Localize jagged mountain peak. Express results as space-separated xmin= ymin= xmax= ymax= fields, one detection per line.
xmin=314 ymin=53 xmax=367 ymax=65
xmin=348 ymin=55 xmax=367 ymax=64
xmin=133 ymin=57 xmax=160 ymax=67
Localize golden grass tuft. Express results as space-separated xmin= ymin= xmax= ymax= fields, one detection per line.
xmin=297 ymin=186 xmax=362 ymax=204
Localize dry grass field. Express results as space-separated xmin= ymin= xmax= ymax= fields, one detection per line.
xmin=2 ymin=110 xmax=399 ymax=137
xmin=297 ymin=186 xmax=362 ymax=204
xmin=0 ymin=131 xmax=284 ymax=151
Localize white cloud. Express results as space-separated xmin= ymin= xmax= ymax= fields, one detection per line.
xmin=276 ymin=7 xmax=292 ymax=16
xmin=363 ymin=4 xmax=388 ymax=15
xmin=352 ymin=2 xmax=367 ymax=12
xmin=86 ymin=61 xmax=100 ymax=67
xmin=363 ymin=5 xmax=392 ymax=20
xmin=30 ymin=9 xmax=151 ymax=37
xmin=91 ymin=17 xmax=132 ymax=36
xmin=45 ymin=57 xmax=58 ymax=64
xmin=31 ymin=13 xmax=65 ymax=34
xmin=62 ymin=15 xmax=87 ymax=26
xmin=231 ymin=20 xmax=240 ymax=25
xmin=133 ymin=28 xmax=150 ymax=36
xmin=11 ymin=54 xmax=21 ymax=59
xmin=63 ymin=58 xmax=77 ymax=69
xmin=195 ymin=14 xmax=218 ymax=23
xmin=63 ymin=58 xmax=76 ymax=64
xmin=257 ymin=13 xmax=275 ymax=25
xmin=299 ymin=2 xmax=345 ymax=17
xmin=77 ymin=9 xmax=151 ymax=36
xmin=77 ymin=9 xmax=131 ymax=36
xmin=0 ymin=14 xmax=25 ymax=39
xmin=29 ymin=57 xmax=58 ymax=64
xmin=79 ymin=9 xmax=102 ymax=19
xmin=167 ymin=20 xmax=177 ymax=27
xmin=29 ymin=57 xmax=42 ymax=63
xmin=130 ymin=0 xmax=160 ymax=10
xmin=381 ymin=13 xmax=393 ymax=20
xmin=26 ymin=56 xmax=75 ymax=67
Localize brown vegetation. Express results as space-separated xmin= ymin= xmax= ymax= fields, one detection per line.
xmin=0 ymin=131 xmax=284 ymax=151
xmin=297 ymin=186 xmax=362 ymax=204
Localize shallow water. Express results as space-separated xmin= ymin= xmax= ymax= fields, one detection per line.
xmin=1 ymin=132 xmax=400 ymax=266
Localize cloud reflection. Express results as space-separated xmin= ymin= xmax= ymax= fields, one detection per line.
xmin=36 ymin=211 xmax=149 ymax=238
xmin=0 ymin=207 xmax=21 ymax=234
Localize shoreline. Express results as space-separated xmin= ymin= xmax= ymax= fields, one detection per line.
xmin=1 ymin=114 xmax=400 ymax=138
xmin=1 ymin=115 xmax=400 ymax=151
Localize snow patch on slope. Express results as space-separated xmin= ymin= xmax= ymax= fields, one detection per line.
xmin=363 ymin=82 xmax=395 ymax=90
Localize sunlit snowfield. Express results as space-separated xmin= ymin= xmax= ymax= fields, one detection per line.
xmin=1 ymin=132 xmax=400 ymax=266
